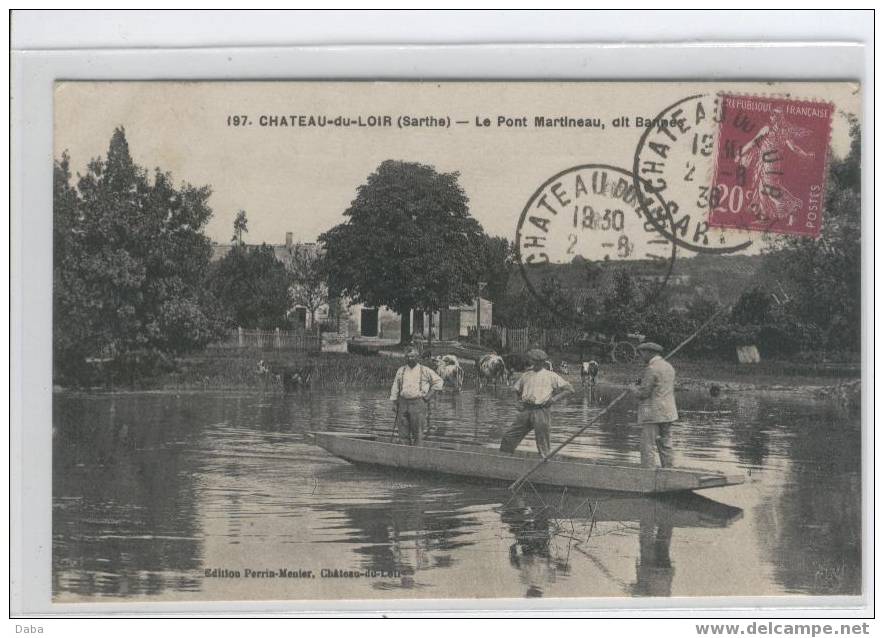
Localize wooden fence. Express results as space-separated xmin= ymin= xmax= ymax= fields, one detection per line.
xmin=212 ymin=326 xmax=582 ymax=355
xmin=210 ymin=328 xmax=321 ymax=352
xmin=488 ymin=326 xmax=584 ymax=353
xmin=483 ymin=326 xmax=584 ymax=352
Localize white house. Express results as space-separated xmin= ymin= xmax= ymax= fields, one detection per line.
xmin=345 ymin=298 xmax=493 ymax=341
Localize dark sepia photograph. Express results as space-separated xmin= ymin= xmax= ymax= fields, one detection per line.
xmin=50 ymin=81 xmax=862 ymax=603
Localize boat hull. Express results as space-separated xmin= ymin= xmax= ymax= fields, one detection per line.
xmin=311 ymin=432 xmax=745 ymax=494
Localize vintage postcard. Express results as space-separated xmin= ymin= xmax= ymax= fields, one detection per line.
xmin=52 ymin=81 xmax=862 ymax=603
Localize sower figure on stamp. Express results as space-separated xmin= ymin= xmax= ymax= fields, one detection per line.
xmin=500 ymin=349 xmax=574 ymax=458
xmin=633 ymin=342 xmax=679 ymax=468
xmin=390 ymin=347 xmax=444 ymax=446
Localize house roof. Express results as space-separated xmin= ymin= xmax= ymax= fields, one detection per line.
xmin=450 ymin=297 xmax=493 ymax=311
xmin=211 ymin=241 xmax=321 ymax=263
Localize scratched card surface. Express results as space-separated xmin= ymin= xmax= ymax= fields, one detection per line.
xmin=53 ymin=81 xmax=862 ymax=602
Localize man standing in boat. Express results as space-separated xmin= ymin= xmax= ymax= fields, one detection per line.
xmin=390 ymin=347 xmax=444 ymax=446
xmin=634 ymin=342 xmax=679 ymax=468
xmin=500 ymin=349 xmax=574 ymax=458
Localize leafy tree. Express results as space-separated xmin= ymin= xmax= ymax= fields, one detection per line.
xmin=478 ymin=235 xmax=513 ymax=305
xmin=285 ymin=244 xmax=328 ymax=332
xmin=53 ymin=127 xmax=226 ymax=383
xmin=232 ymin=209 xmax=248 ymax=245
xmin=208 ymin=243 xmax=292 ymax=330
xmin=685 ymin=296 xmax=724 ymax=324
xmin=594 ymin=270 xmax=643 ymax=335
xmin=762 ymin=117 xmax=861 ymax=352
xmin=319 ymin=160 xmax=485 ymax=343
xmin=53 ymin=153 xmax=93 ymax=376
xmin=731 ymin=287 xmax=774 ymax=325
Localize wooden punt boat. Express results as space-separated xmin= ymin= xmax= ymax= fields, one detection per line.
xmin=310 ymin=431 xmax=745 ymax=494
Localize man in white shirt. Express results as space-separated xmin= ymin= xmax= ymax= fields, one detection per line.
xmin=390 ymin=347 xmax=444 ymax=446
xmin=633 ymin=342 xmax=679 ymax=468
xmin=500 ymin=349 xmax=574 ymax=457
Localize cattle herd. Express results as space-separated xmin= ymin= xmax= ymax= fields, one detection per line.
xmin=256 ymin=359 xmax=315 ymax=392
xmin=255 ymin=352 xmax=601 ymax=393
xmin=440 ymin=353 xmax=601 ymax=392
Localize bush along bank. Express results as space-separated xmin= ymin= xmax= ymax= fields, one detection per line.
xmin=57 ymin=351 xmax=405 ymax=392
xmin=170 ymin=351 xmax=408 ymax=391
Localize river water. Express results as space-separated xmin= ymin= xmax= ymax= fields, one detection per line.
xmin=53 ymin=383 xmax=861 ymax=601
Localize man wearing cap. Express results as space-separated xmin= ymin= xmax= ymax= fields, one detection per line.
xmin=634 ymin=342 xmax=678 ymax=468
xmin=500 ymin=349 xmax=574 ymax=458
xmin=390 ymin=347 xmax=444 ymax=446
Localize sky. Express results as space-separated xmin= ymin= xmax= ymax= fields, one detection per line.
xmin=55 ymin=81 xmax=860 ymax=255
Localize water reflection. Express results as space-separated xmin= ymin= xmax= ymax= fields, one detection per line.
xmin=53 ymin=385 xmax=861 ymax=599
xmin=501 ymin=496 xmax=571 ymax=598
xmin=632 ymin=520 xmax=673 ymax=597
xmin=315 ymin=484 xmax=482 ymax=591
xmin=756 ymin=401 xmax=862 ymax=595
xmin=53 ymin=394 xmax=204 ymax=597
xmin=311 ymin=473 xmax=743 ymax=598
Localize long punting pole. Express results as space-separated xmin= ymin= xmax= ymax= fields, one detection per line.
xmin=508 ymin=305 xmax=731 ymax=493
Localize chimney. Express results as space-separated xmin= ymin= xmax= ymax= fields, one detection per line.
xmin=285 ymin=231 xmax=293 ymax=248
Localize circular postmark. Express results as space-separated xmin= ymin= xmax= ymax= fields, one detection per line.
xmin=632 ymin=93 xmax=755 ymax=254
xmin=515 ymin=164 xmax=678 ymax=327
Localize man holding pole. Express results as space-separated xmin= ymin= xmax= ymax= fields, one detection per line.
xmin=390 ymin=347 xmax=444 ymax=446
xmin=500 ymin=349 xmax=574 ymax=458
xmin=508 ymin=309 xmax=725 ymax=493
xmin=633 ymin=342 xmax=679 ymax=468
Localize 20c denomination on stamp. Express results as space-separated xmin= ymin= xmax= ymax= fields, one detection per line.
xmin=709 ymin=94 xmax=834 ymax=238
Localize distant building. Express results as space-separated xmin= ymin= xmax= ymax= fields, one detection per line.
xmin=212 ymin=232 xmax=492 ymax=339
xmin=346 ymin=298 xmax=492 ymax=341
xmin=211 ymin=232 xmax=320 ymax=263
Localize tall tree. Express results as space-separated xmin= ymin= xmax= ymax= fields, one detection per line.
xmin=762 ymin=117 xmax=861 ymax=351
xmin=285 ymin=244 xmax=328 ymax=332
xmin=53 ymin=127 xmax=226 ymax=382
xmin=320 ymin=160 xmax=485 ymax=343
xmin=478 ymin=235 xmax=513 ymax=305
xmin=232 ymin=209 xmax=248 ymax=245
xmin=53 ymin=152 xmax=92 ymax=373
xmin=208 ymin=242 xmax=292 ymax=330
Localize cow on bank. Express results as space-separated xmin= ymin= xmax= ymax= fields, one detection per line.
xmin=257 ymin=360 xmax=315 ymax=393
xmin=581 ymin=360 xmax=600 ymax=388
xmin=435 ymin=354 xmax=465 ymax=392
xmin=477 ymin=354 xmax=509 ymax=390
xmin=281 ymin=365 xmax=314 ymax=392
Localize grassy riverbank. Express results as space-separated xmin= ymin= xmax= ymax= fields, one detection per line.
xmin=570 ymin=358 xmax=861 ymax=413
xmin=177 ymin=349 xmax=859 ymax=393
xmin=587 ymin=358 xmax=860 ymax=391
xmin=65 ymin=346 xmax=861 ymax=408
xmin=161 ymin=350 xmax=403 ymax=390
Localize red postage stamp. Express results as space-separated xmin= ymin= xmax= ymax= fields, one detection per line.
xmin=709 ymin=94 xmax=834 ymax=238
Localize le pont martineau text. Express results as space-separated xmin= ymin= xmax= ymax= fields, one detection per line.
xmin=227 ymin=114 xmax=686 ymax=130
